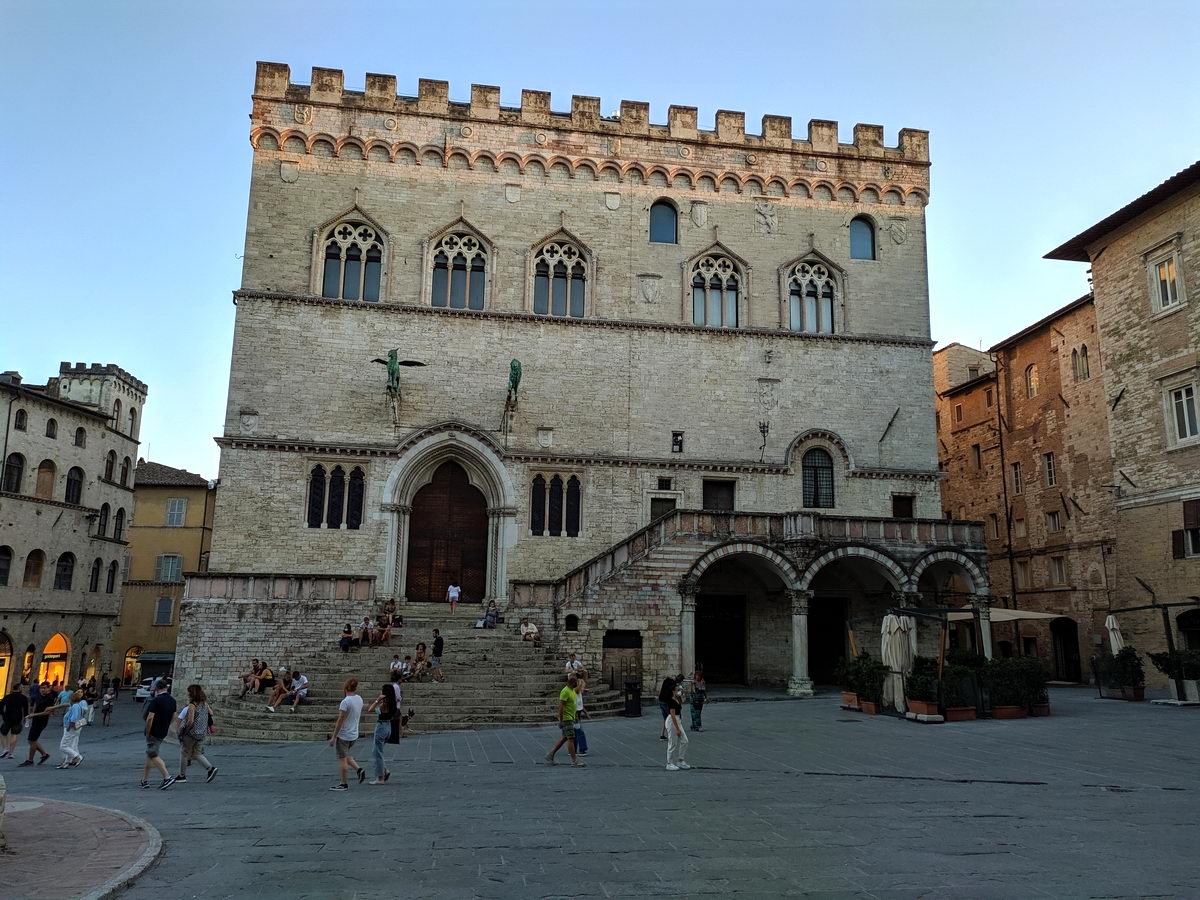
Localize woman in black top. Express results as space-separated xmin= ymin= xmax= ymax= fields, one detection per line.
xmin=364 ymin=675 xmax=400 ymax=785
xmin=658 ymin=676 xmax=677 ymax=740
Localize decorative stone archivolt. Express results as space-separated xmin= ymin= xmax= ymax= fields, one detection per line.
xmin=310 ymin=206 xmax=389 ymax=302
xmin=797 ymin=544 xmax=907 ymax=593
xmin=685 ymin=541 xmax=801 ymax=588
xmin=908 ymin=549 xmax=987 ymax=595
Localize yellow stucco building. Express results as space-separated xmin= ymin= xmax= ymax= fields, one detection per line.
xmin=112 ymin=460 xmax=214 ymax=684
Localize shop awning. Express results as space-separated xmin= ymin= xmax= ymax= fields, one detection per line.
xmin=946 ymin=608 xmax=1064 ymax=623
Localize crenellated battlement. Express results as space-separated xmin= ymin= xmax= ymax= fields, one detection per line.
xmin=58 ymin=361 xmax=148 ymax=395
xmin=253 ymin=62 xmax=929 ymax=163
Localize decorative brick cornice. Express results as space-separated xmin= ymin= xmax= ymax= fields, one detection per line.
xmin=0 ymin=490 xmax=96 ymax=514
xmin=232 ymin=290 xmax=936 ymax=351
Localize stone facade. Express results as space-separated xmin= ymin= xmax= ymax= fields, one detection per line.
xmin=0 ymin=363 xmax=146 ymax=693
xmin=934 ymin=300 xmax=1117 ymax=680
xmin=178 ymin=63 xmax=987 ymax=696
xmin=1047 ymin=165 xmax=1200 ymax=677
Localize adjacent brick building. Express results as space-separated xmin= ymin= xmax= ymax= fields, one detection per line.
xmin=176 ymin=63 xmax=990 ymax=696
xmin=935 ymin=298 xmax=1116 ymax=680
xmin=1047 ymin=162 xmax=1200 ymax=671
xmin=0 ymin=364 xmax=146 ymax=692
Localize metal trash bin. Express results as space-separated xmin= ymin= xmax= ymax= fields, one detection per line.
xmin=623 ymin=677 xmax=642 ymax=717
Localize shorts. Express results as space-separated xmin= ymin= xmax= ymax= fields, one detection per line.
xmin=560 ymin=721 xmax=576 ymax=740
xmin=1 ymin=719 xmax=22 ymax=737
xmin=259 ymin=678 xmax=276 ymax=689
xmin=286 ymin=691 xmax=307 ymax=704
xmin=28 ymin=719 xmax=47 ymax=741
xmin=145 ymin=737 xmax=164 ymax=758
xmin=431 ymin=657 xmax=442 ymax=668
xmin=335 ymin=738 xmax=356 ymax=759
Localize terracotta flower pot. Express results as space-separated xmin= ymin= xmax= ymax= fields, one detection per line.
xmin=859 ymin=699 xmax=880 ymax=715
xmin=841 ymin=691 xmax=858 ymax=708
xmin=944 ymin=706 xmax=976 ymax=722
xmin=1120 ymin=686 xmax=1145 ymax=702
xmin=991 ymin=704 xmax=1027 ymax=719
xmin=1030 ymin=702 xmax=1051 ymax=717
xmin=906 ymin=698 xmax=939 ymax=716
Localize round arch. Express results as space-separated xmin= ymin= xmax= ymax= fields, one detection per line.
xmin=909 ymin=549 xmax=987 ymax=595
xmin=38 ymin=631 xmax=71 ymax=686
xmin=0 ymin=630 xmax=11 ymax=694
xmin=382 ymin=423 xmax=518 ymax=604
xmin=798 ymin=544 xmax=907 ymax=592
xmin=686 ymin=541 xmax=801 ymax=588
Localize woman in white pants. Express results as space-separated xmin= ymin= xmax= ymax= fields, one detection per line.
xmin=665 ymin=686 xmax=690 ymax=771
xmin=57 ymin=690 xmax=88 ymax=768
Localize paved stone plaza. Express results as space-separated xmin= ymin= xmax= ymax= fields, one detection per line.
xmin=5 ymin=688 xmax=1197 ymax=899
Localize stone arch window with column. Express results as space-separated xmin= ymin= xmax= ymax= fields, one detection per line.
xmin=523 ymin=227 xmax=595 ymax=318
xmin=420 ymin=216 xmax=494 ymax=311
xmin=777 ymin=248 xmax=845 ymax=334
xmin=308 ymin=204 xmax=390 ymax=303
xmin=381 ymin=424 xmax=517 ymax=607
xmin=684 ymin=241 xmax=751 ymax=329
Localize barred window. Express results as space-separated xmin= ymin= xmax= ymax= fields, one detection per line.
xmin=788 ymin=261 xmax=835 ymax=334
xmin=530 ymin=473 xmax=581 ymax=537
xmin=533 ymin=240 xmax=586 ymax=318
xmin=431 ymin=233 xmax=487 ymax=310
xmin=53 ymin=553 xmax=75 ymax=590
xmin=692 ymin=254 xmax=740 ymax=328
xmin=802 ymin=448 xmax=835 ymax=508
xmin=321 ymin=220 xmax=384 ymax=302
xmin=65 ymin=467 xmax=84 ymax=505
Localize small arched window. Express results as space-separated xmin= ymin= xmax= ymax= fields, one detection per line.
xmin=346 ymin=467 xmax=365 ymax=530
xmin=119 ymin=457 xmax=131 ymax=487
xmin=327 ymin=466 xmax=346 ymax=529
xmin=691 ymin=254 xmax=740 ymax=328
xmin=113 ymin=508 xmax=126 ymax=541
xmin=802 ymin=448 xmax=835 ymax=508
xmin=3 ymin=452 xmax=24 ymax=493
xmin=533 ymin=240 xmax=587 ymax=318
xmin=530 ymin=475 xmax=546 ymax=536
xmin=104 ymin=451 xmax=116 ymax=481
xmin=13 ymin=409 xmax=27 ymax=432
xmin=53 ymin=553 xmax=75 ymax=590
xmin=128 ymin=407 xmax=138 ymax=437
xmin=74 ymin=427 xmax=86 ymax=448
xmin=321 ymin=220 xmax=384 ymax=302
xmin=849 ymin=216 xmax=876 ymax=260
xmin=548 ymin=476 xmax=564 ymax=537
xmin=112 ymin=399 xmax=122 ymax=432
xmin=787 ymin=261 xmax=836 ymax=334
xmin=65 ymin=467 xmax=84 ymax=505
xmin=0 ymin=545 xmax=11 ymax=587
xmin=307 ymin=465 xmax=326 ymax=528
xmin=1025 ymin=364 xmax=1039 ymax=399
xmin=106 ymin=560 xmax=119 ymax=593
xmin=1078 ymin=345 xmax=1090 ymax=380
xmin=565 ymin=476 xmax=581 ymax=538
xmin=1071 ymin=349 xmax=1079 ymax=380
xmin=97 ymin=503 xmax=110 ymax=537
xmin=35 ymin=459 xmax=56 ymax=499
xmin=23 ymin=550 xmax=45 ymax=588
xmin=89 ymin=557 xmax=102 ymax=592
xmin=649 ymin=200 xmax=678 ymax=244
xmin=431 ymin=233 xmax=487 ymax=310
xmin=565 ymin=614 xmax=580 ymax=632
xmin=46 ymin=418 xmax=58 ymax=439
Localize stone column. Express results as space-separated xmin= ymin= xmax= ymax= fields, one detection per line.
xmin=382 ymin=503 xmax=411 ymax=604
xmin=786 ymin=589 xmax=815 ymax=697
xmin=679 ymin=577 xmax=698 ymax=678
xmin=973 ymin=593 xmax=994 ymax=659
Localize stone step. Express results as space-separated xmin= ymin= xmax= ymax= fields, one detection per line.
xmin=220 ymin=692 xmax=624 ymax=712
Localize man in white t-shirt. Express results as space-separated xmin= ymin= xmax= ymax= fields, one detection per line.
xmin=564 ymin=653 xmax=584 ymax=674
xmin=520 ymin=618 xmax=541 ymax=643
xmin=446 ymin=581 xmax=461 ymax=614
xmin=328 ymin=678 xmax=365 ymax=791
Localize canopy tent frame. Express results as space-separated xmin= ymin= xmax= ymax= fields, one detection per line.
xmin=1102 ymin=598 xmax=1200 ymax=701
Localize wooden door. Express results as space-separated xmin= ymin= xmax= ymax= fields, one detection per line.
xmin=405 ymin=461 xmax=488 ymax=604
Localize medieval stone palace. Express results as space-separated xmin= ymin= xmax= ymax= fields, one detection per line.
xmin=175 ymin=63 xmax=989 ymax=695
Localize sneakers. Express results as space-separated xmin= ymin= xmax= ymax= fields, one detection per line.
xmin=290 ymin=706 xmax=296 ymax=713
xmin=69 ymin=756 xmax=83 ymax=768
xmin=544 ymin=753 xmax=556 ymax=766
xmin=206 ymin=766 xmax=218 ymax=783
xmin=56 ymin=763 xmax=69 ymax=769
xmin=17 ymin=760 xmax=33 ymax=767
xmin=666 ymin=764 xmax=680 ymax=771
xmin=139 ymin=780 xmax=150 ymax=789
xmin=330 ymin=783 xmax=348 ymax=792
xmin=266 ymin=705 xmax=275 ymax=713
xmin=677 ymin=762 xmax=691 ymax=770
xmin=578 ymin=750 xmax=589 ymax=757
xmin=659 ymin=735 xmax=668 ymax=741
xmin=0 ymin=750 xmax=11 ymax=759
xmin=38 ymin=752 xmax=50 ymax=765
xmin=368 ymin=778 xmax=386 ymax=785
xmin=356 ymin=767 xmax=366 ymax=784
xmin=571 ymin=759 xmax=587 ymax=768
xmin=383 ymin=770 xmax=391 ymax=783
xmin=159 ymin=776 xmax=178 ymax=790
xmin=176 ymin=775 xmax=188 ymax=783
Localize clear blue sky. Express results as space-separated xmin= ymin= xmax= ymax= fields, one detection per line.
xmin=2 ymin=1 xmax=1197 ymax=479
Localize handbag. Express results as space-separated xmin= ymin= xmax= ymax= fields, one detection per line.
xmin=207 ymin=708 xmax=217 ymax=736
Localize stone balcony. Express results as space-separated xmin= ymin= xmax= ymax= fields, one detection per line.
xmin=183 ymin=572 xmax=375 ymax=603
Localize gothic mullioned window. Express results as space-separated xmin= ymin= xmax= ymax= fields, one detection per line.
xmin=787 ymin=261 xmax=836 ymax=334
xmin=307 ymin=463 xmax=365 ymax=529
xmin=529 ymin=474 xmax=581 ymax=537
xmin=431 ymin=233 xmax=487 ymax=310
xmin=691 ymin=254 xmax=740 ymax=328
xmin=533 ymin=240 xmax=587 ymax=318
xmin=321 ymin=220 xmax=384 ymax=302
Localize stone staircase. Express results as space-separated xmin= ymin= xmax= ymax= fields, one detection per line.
xmin=211 ymin=611 xmax=624 ymax=742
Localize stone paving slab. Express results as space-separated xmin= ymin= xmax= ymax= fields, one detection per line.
xmin=0 ymin=688 xmax=1197 ymax=898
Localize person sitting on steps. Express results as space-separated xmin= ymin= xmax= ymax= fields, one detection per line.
xmin=520 ymin=617 xmax=541 ymax=644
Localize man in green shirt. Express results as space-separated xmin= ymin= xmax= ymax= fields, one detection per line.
xmin=545 ymin=673 xmax=585 ymax=767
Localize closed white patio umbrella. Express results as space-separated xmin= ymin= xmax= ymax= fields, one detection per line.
xmin=1104 ymin=614 xmax=1125 ymax=655
xmin=880 ymin=614 xmax=917 ymax=712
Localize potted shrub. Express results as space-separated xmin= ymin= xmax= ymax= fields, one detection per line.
xmin=850 ymin=654 xmax=887 ymax=714
xmin=942 ymin=663 xmax=977 ymax=721
xmin=1148 ymin=650 xmax=1200 ymax=702
xmin=1018 ymin=657 xmax=1050 ymax=716
xmin=982 ymin=658 xmax=1028 ymax=718
xmin=1098 ymin=647 xmax=1146 ymax=701
xmin=834 ymin=658 xmax=858 ymax=709
xmin=905 ymin=656 xmax=940 ymax=716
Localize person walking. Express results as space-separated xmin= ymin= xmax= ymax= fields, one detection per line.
xmin=665 ymin=685 xmax=690 ymax=772
xmin=365 ymin=673 xmax=401 ymax=786
xmin=57 ymin=690 xmax=88 ymax=769
xmin=20 ymin=682 xmax=58 ymax=767
xmin=657 ymin=674 xmax=677 ymax=740
xmin=101 ymin=684 xmax=116 ymax=726
xmin=0 ymin=683 xmax=30 ymax=758
xmin=176 ymin=684 xmax=218 ymax=784
xmin=574 ymin=672 xmax=589 ymax=757
xmin=689 ymin=668 xmax=707 ymax=732
xmin=141 ymin=679 xmax=178 ymax=789
xmin=430 ymin=629 xmax=446 ymax=684
xmin=545 ymin=673 xmax=585 ymax=767
xmin=446 ymin=580 xmax=461 ymax=614
xmin=328 ymin=678 xmax=366 ymax=791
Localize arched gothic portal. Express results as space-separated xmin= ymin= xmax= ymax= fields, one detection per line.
xmin=405 ymin=461 xmax=488 ymax=604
